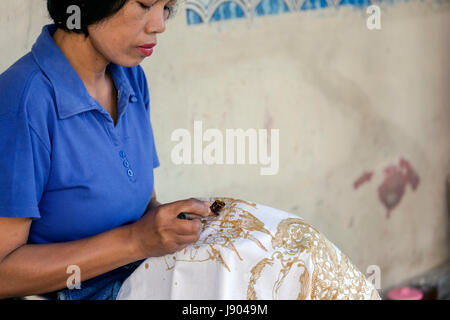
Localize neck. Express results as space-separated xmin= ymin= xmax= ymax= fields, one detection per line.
xmin=52 ymin=28 xmax=110 ymax=94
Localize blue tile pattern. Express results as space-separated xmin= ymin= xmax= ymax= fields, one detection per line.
xmin=185 ymin=0 xmax=412 ymax=24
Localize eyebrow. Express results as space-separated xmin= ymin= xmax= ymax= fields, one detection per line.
xmin=146 ymin=0 xmax=176 ymax=4
xmin=139 ymin=0 xmax=177 ymax=8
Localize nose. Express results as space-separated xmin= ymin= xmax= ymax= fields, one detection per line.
xmin=145 ymin=6 xmax=167 ymax=34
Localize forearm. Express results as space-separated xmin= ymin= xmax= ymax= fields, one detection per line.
xmin=0 ymin=223 xmax=144 ymax=299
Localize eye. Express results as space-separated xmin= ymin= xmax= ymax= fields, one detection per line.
xmin=164 ymin=6 xmax=173 ymax=19
xmin=138 ymin=2 xmax=151 ymax=10
xmin=139 ymin=1 xmax=174 ymax=18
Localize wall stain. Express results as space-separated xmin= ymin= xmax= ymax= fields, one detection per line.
xmin=353 ymin=171 xmax=374 ymax=189
xmin=378 ymin=157 xmax=420 ymax=217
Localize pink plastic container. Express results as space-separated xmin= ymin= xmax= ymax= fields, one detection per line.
xmin=387 ymin=287 xmax=424 ymax=300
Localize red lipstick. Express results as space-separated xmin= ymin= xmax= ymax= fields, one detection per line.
xmin=138 ymin=43 xmax=156 ymax=57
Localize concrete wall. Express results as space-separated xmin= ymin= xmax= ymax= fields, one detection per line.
xmin=1 ymin=0 xmax=449 ymax=290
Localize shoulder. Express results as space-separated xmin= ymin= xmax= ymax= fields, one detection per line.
xmin=0 ymin=53 xmax=56 ymax=148
xmin=0 ymin=52 xmax=56 ymax=117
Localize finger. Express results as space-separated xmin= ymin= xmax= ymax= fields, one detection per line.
xmin=174 ymin=219 xmax=202 ymax=236
xmin=177 ymin=212 xmax=204 ymax=220
xmin=175 ymin=233 xmax=201 ymax=246
xmin=171 ymin=198 xmax=212 ymax=218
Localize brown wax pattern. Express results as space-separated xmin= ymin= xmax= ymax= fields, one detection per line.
xmin=248 ymin=218 xmax=379 ymax=300
xmin=164 ymin=197 xmax=272 ymax=272
xmin=161 ymin=197 xmax=380 ymax=300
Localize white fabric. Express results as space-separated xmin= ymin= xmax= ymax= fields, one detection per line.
xmin=117 ymin=197 xmax=380 ymax=300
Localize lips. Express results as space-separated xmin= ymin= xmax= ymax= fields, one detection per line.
xmin=137 ymin=44 xmax=156 ymax=57
xmin=139 ymin=43 xmax=156 ymax=49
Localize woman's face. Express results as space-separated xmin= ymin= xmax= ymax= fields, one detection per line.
xmin=87 ymin=0 xmax=176 ymax=67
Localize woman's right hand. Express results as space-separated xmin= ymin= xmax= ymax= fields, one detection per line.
xmin=131 ymin=198 xmax=212 ymax=258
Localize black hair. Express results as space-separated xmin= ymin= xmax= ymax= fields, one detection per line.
xmin=47 ymin=0 xmax=178 ymax=38
xmin=47 ymin=0 xmax=128 ymax=37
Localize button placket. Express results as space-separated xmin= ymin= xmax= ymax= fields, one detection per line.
xmin=118 ymin=150 xmax=136 ymax=182
xmin=116 ymin=87 xmax=137 ymax=126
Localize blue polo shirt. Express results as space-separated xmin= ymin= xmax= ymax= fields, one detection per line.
xmin=0 ymin=24 xmax=160 ymax=244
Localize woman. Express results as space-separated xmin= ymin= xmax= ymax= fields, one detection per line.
xmin=0 ymin=0 xmax=213 ymax=300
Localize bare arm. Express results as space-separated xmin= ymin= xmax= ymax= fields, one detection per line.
xmin=0 ymin=198 xmax=212 ymax=299
xmin=0 ymin=217 xmax=139 ymax=299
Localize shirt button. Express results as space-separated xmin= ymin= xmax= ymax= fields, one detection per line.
xmin=123 ymin=160 xmax=130 ymax=168
xmin=119 ymin=150 xmax=126 ymax=158
xmin=130 ymin=96 xmax=138 ymax=103
xmin=127 ymin=169 xmax=134 ymax=177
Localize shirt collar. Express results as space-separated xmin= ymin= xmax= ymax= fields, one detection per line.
xmin=31 ymin=24 xmax=135 ymax=120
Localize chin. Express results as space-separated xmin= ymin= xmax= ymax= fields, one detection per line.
xmin=113 ymin=57 xmax=143 ymax=68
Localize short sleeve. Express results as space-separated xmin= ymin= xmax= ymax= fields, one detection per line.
xmin=137 ymin=65 xmax=160 ymax=169
xmin=152 ymin=129 xmax=160 ymax=169
xmin=0 ymin=111 xmax=50 ymax=219
xmin=136 ymin=65 xmax=151 ymax=115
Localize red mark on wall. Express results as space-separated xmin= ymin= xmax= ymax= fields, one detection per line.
xmin=353 ymin=171 xmax=374 ymax=189
xmin=378 ymin=158 xmax=420 ymax=218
